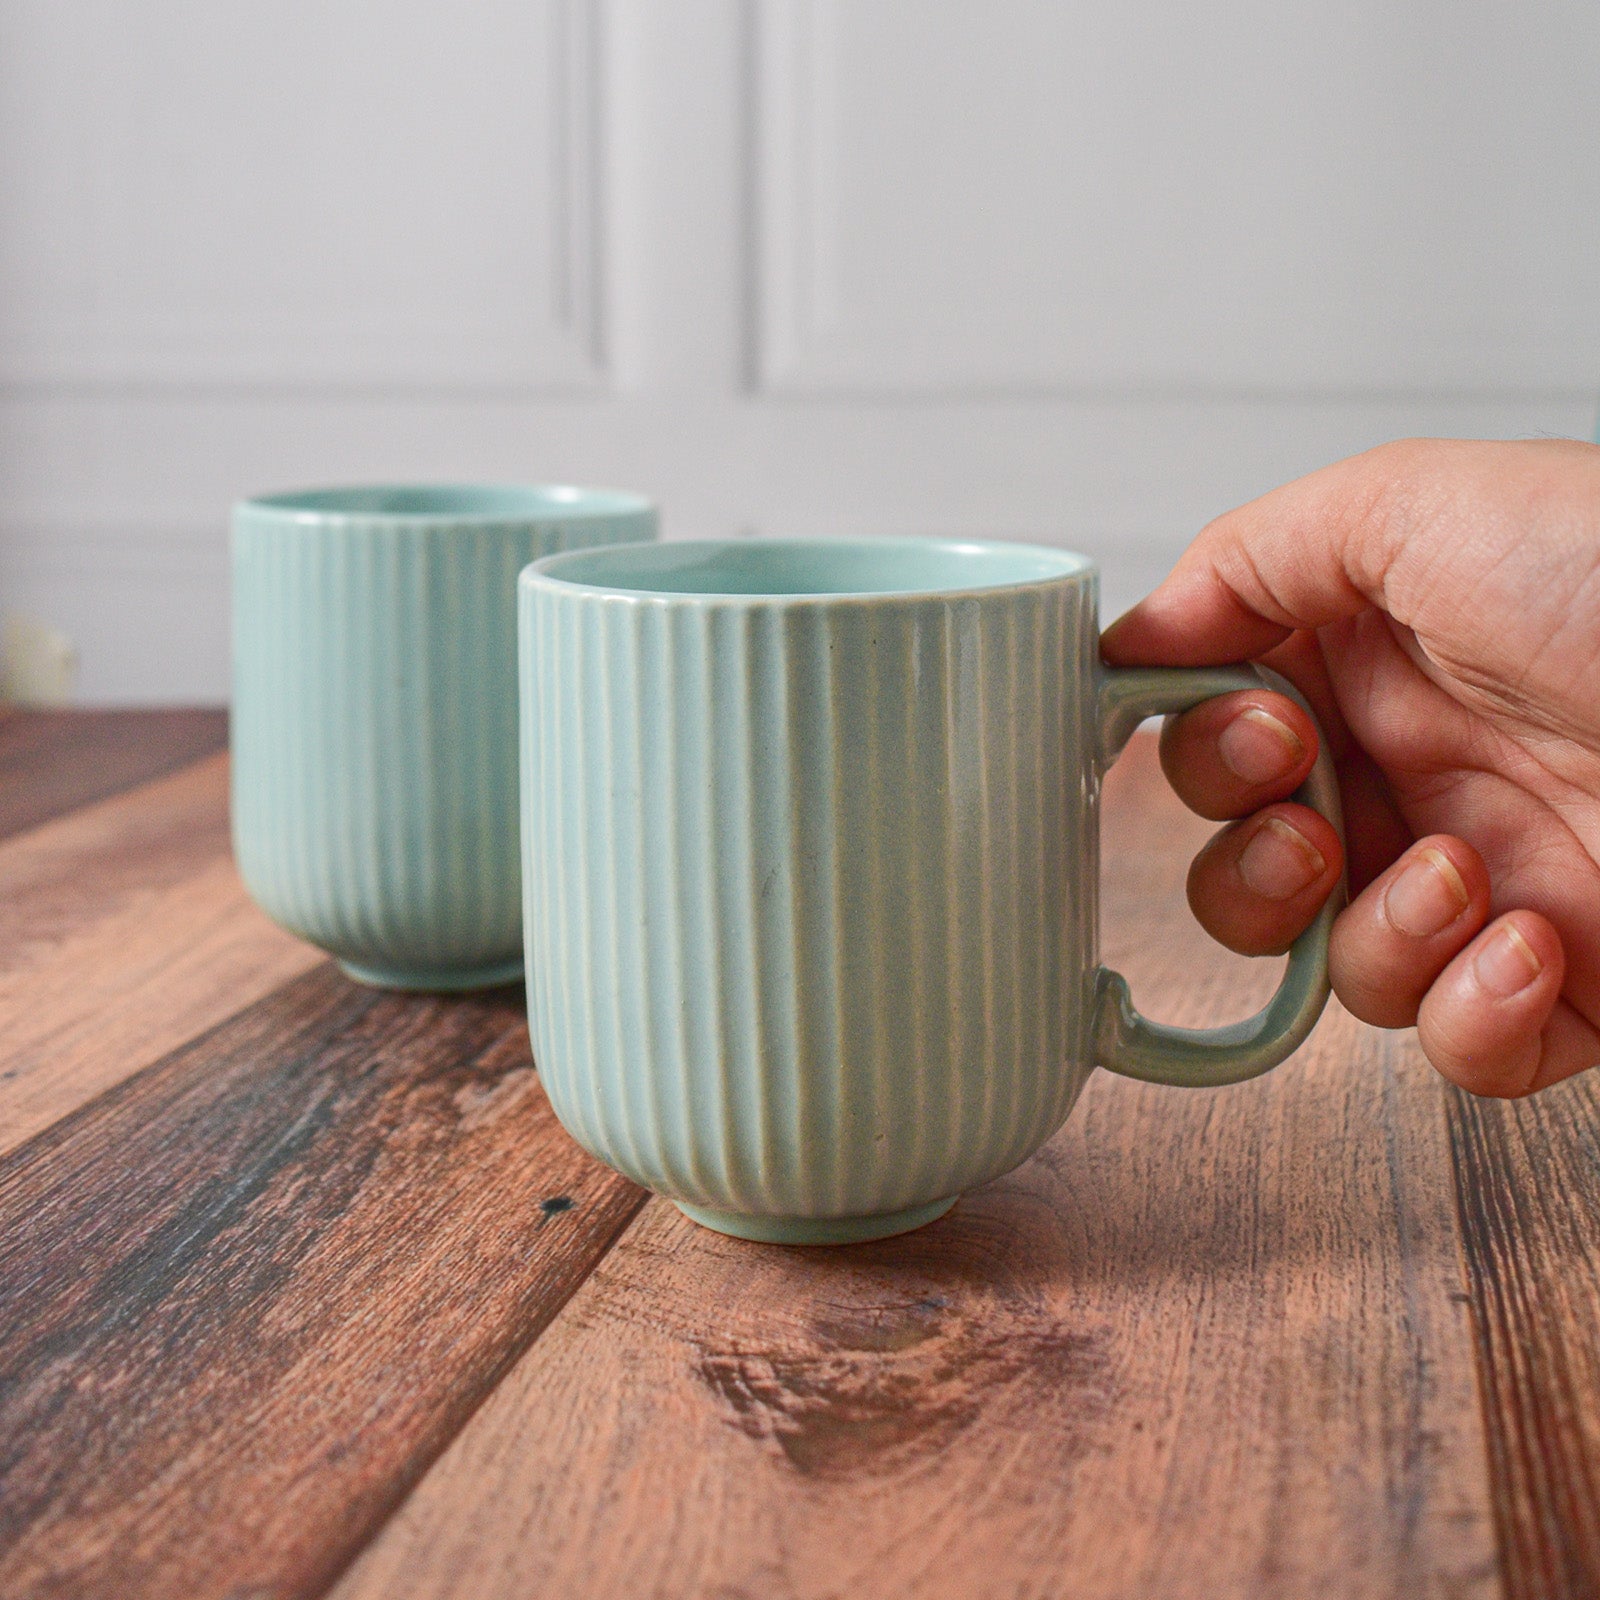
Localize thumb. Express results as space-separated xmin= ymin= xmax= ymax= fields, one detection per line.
xmin=1100 ymin=440 xmax=1418 ymax=667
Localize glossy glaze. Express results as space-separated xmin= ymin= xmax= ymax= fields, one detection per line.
xmin=519 ymin=538 xmax=1340 ymax=1242
xmin=233 ymin=484 xmax=656 ymax=990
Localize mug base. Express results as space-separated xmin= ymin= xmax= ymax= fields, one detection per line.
xmin=337 ymin=956 xmax=524 ymax=993
xmin=674 ymin=1195 xmax=958 ymax=1246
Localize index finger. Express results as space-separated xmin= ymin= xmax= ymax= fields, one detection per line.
xmin=1100 ymin=439 xmax=1419 ymax=668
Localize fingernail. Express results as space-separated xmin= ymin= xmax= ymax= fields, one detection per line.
xmin=1238 ymin=816 xmax=1327 ymax=900
xmin=1218 ymin=707 xmax=1306 ymax=785
xmin=1474 ymin=923 xmax=1543 ymax=997
xmin=1383 ymin=847 xmax=1470 ymax=937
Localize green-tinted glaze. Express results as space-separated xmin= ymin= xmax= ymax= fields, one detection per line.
xmin=232 ymin=483 xmax=656 ymax=990
xmin=518 ymin=537 xmax=1343 ymax=1243
xmin=676 ymin=1197 xmax=960 ymax=1245
xmin=1093 ymin=664 xmax=1344 ymax=1085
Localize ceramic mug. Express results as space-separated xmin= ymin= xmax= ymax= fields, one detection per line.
xmin=518 ymin=537 xmax=1343 ymax=1243
xmin=233 ymin=483 xmax=657 ymax=991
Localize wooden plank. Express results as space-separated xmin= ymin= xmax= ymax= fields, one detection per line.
xmin=0 ymin=755 xmax=318 ymax=1155
xmin=3 ymin=751 xmax=235 ymax=968
xmin=0 ymin=965 xmax=645 ymax=1600
xmin=1448 ymin=1076 xmax=1600 ymax=1599
xmin=331 ymin=736 xmax=1502 ymax=1600
xmin=0 ymin=708 xmax=227 ymax=843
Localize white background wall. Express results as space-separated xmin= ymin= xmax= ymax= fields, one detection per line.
xmin=2 ymin=0 xmax=1598 ymax=703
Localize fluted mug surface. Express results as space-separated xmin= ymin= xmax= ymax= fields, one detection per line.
xmin=519 ymin=538 xmax=1343 ymax=1243
xmin=233 ymin=483 xmax=656 ymax=991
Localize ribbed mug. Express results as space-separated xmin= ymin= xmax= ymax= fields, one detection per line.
xmin=233 ymin=483 xmax=656 ymax=991
xmin=518 ymin=537 xmax=1343 ymax=1243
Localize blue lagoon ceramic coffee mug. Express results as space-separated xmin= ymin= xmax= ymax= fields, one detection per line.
xmin=233 ymin=483 xmax=656 ymax=990
xmin=518 ymin=537 xmax=1343 ymax=1242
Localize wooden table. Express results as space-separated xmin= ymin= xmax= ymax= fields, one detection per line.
xmin=2 ymin=709 xmax=1598 ymax=1600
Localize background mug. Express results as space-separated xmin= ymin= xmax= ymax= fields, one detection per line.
xmin=518 ymin=537 xmax=1344 ymax=1243
xmin=233 ymin=483 xmax=657 ymax=991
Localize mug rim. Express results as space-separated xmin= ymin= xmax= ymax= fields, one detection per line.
xmin=235 ymin=482 xmax=655 ymax=526
xmin=521 ymin=535 xmax=1096 ymax=604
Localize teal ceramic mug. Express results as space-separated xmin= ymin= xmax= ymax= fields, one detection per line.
xmin=518 ymin=537 xmax=1344 ymax=1243
xmin=232 ymin=483 xmax=656 ymax=991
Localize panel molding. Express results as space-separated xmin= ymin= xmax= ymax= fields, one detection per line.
xmin=750 ymin=0 xmax=1600 ymax=400
xmin=748 ymin=0 xmax=815 ymax=395
xmin=0 ymin=0 xmax=609 ymax=398
xmin=753 ymin=0 xmax=1092 ymax=399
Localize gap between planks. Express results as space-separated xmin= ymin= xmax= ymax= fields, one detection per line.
xmin=330 ymin=738 xmax=1505 ymax=1600
xmin=8 ymin=724 xmax=1597 ymax=1598
xmin=0 ymin=965 xmax=645 ymax=1600
xmin=1447 ymin=1076 xmax=1600 ymax=1600
xmin=0 ymin=752 xmax=318 ymax=1155
xmin=0 ymin=713 xmax=649 ymax=1597
xmin=0 ymin=708 xmax=228 ymax=844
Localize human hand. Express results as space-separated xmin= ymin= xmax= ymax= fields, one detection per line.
xmin=1102 ymin=438 xmax=1600 ymax=1097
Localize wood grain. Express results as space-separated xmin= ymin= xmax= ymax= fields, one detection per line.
xmin=0 ymin=964 xmax=644 ymax=1600
xmin=0 ymin=755 xmax=318 ymax=1155
xmin=0 ymin=708 xmax=227 ymax=843
xmin=332 ymin=737 xmax=1501 ymax=1600
xmin=1449 ymin=1076 xmax=1600 ymax=1600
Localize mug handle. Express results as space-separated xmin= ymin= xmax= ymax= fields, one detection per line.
xmin=1092 ymin=664 xmax=1347 ymax=1087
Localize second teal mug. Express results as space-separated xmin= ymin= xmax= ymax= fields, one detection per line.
xmin=518 ymin=537 xmax=1344 ymax=1244
xmin=233 ymin=483 xmax=657 ymax=991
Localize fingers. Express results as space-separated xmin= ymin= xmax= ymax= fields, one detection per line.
xmin=1416 ymin=911 xmax=1597 ymax=1097
xmin=1186 ymin=810 xmax=1599 ymax=1096
xmin=1099 ymin=441 xmax=1421 ymax=668
xmin=1330 ymin=837 xmax=1600 ymax=1096
xmin=1159 ymin=635 xmax=1415 ymax=890
xmin=1164 ymin=683 xmax=1405 ymax=955
xmin=1186 ymin=803 xmax=1345 ymax=956
xmin=1327 ymin=740 xmax=1414 ymax=896
xmin=1159 ymin=690 xmax=1318 ymax=820
xmin=1104 ymin=437 xmax=1600 ymax=679
xmin=1329 ymin=837 xmax=1491 ymax=1026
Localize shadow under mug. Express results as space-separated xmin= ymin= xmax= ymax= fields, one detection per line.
xmin=518 ymin=536 xmax=1345 ymax=1244
xmin=232 ymin=483 xmax=657 ymax=991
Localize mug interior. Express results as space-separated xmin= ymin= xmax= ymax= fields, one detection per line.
xmin=241 ymin=483 xmax=653 ymax=521
xmin=531 ymin=537 xmax=1092 ymax=598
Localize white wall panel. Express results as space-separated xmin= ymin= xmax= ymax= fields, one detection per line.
xmin=3 ymin=388 xmax=1590 ymax=703
xmin=0 ymin=0 xmax=607 ymax=391
xmin=0 ymin=517 xmax=227 ymax=701
xmin=0 ymin=0 xmax=1595 ymax=703
xmin=755 ymin=0 xmax=1600 ymax=395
